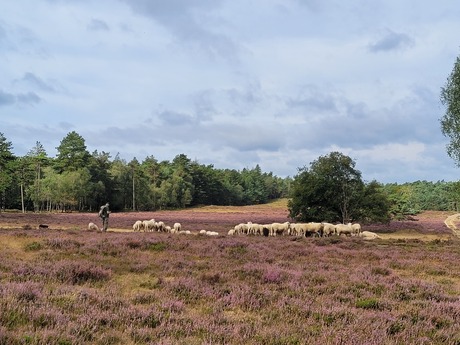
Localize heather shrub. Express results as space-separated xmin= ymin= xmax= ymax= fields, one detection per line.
xmin=54 ymin=260 xmax=112 ymax=284
xmin=1 ymin=221 xmax=460 ymax=344
xmin=45 ymin=237 xmax=81 ymax=250
xmin=131 ymin=292 xmax=157 ymax=305
xmin=371 ymin=266 xmax=392 ymax=276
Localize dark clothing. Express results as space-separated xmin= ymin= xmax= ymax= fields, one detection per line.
xmin=99 ymin=203 xmax=110 ymax=231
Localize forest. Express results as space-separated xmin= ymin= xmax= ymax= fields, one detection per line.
xmin=0 ymin=131 xmax=459 ymax=217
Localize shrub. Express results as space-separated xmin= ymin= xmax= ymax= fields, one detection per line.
xmin=355 ymin=298 xmax=381 ymax=310
xmin=24 ymin=241 xmax=43 ymax=251
xmin=145 ymin=242 xmax=167 ymax=252
xmin=54 ymin=261 xmax=112 ymax=285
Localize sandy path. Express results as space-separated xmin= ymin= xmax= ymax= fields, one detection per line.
xmin=444 ymin=213 xmax=460 ymax=237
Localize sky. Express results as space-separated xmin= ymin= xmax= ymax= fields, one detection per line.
xmin=1 ymin=0 xmax=460 ymax=183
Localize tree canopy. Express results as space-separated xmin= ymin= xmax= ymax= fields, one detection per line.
xmin=0 ymin=132 xmax=458 ymax=215
xmin=288 ymin=152 xmax=391 ymax=224
xmin=0 ymin=132 xmax=289 ymax=212
xmin=441 ymin=55 xmax=460 ymax=164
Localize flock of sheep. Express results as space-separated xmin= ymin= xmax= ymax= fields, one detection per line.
xmin=88 ymin=219 xmax=380 ymax=240
xmin=131 ymin=219 xmax=220 ymax=236
xmin=230 ymin=221 xmax=380 ymax=239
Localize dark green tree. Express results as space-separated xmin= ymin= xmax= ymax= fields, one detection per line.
xmin=0 ymin=133 xmax=15 ymax=211
xmin=241 ymin=165 xmax=269 ymax=204
xmin=441 ymin=55 xmax=460 ymax=164
xmin=109 ymin=154 xmax=131 ymax=211
xmin=54 ymin=131 xmax=91 ymax=172
xmin=356 ymin=180 xmax=391 ymax=223
xmin=288 ymin=152 xmax=390 ymax=223
xmin=86 ymin=150 xmax=113 ymax=211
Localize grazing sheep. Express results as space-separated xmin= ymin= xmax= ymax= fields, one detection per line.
xmin=143 ymin=219 xmax=156 ymax=232
xmin=289 ymin=223 xmax=321 ymax=237
xmin=132 ymin=220 xmax=143 ymax=232
xmin=351 ymin=223 xmax=361 ymax=236
xmin=156 ymin=221 xmax=166 ymax=232
xmin=174 ymin=223 xmax=182 ymax=232
xmin=249 ymin=223 xmax=264 ymax=236
xmin=206 ymin=231 xmax=219 ymax=236
xmin=239 ymin=223 xmax=250 ymax=235
xmin=261 ymin=224 xmax=272 ymax=237
xmin=165 ymin=225 xmax=172 ymax=233
xmin=335 ymin=223 xmax=353 ymax=236
xmin=199 ymin=229 xmax=207 ymax=235
xmin=360 ymin=231 xmax=381 ymax=240
xmin=289 ymin=223 xmax=302 ymax=236
xmin=88 ymin=222 xmax=99 ymax=231
xmin=304 ymin=222 xmax=324 ymax=237
xmin=322 ymin=222 xmax=336 ymax=236
xmin=270 ymin=222 xmax=290 ymax=236
xmin=228 ymin=228 xmax=235 ymax=235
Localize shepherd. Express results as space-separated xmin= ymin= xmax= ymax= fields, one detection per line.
xmin=98 ymin=202 xmax=110 ymax=232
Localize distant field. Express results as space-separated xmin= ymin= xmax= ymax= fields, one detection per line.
xmin=0 ymin=201 xmax=460 ymax=343
xmin=0 ymin=199 xmax=455 ymax=239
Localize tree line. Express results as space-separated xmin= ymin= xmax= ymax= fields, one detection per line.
xmin=0 ymin=131 xmax=289 ymax=212
xmin=0 ymin=131 xmax=458 ymax=221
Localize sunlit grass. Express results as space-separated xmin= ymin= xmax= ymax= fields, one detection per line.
xmin=184 ymin=198 xmax=289 ymax=213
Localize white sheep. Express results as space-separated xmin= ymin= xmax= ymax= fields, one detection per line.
xmin=228 ymin=228 xmax=235 ymax=236
xmin=360 ymin=231 xmax=381 ymax=240
xmin=174 ymin=222 xmax=182 ymax=232
xmin=335 ymin=223 xmax=353 ymax=236
xmin=143 ymin=219 xmax=156 ymax=232
xmin=199 ymin=229 xmax=207 ymax=235
xmin=321 ymin=222 xmax=336 ymax=236
xmin=178 ymin=230 xmax=191 ymax=235
xmin=132 ymin=220 xmax=143 ymax=232
xmin=270 ymin=222 xmax=290 ymax=236
xmin=236 ymin=223 xmax=250 ymax=235
xmin=156 ymin=221 xmax=166 ymax=232
xmin=305 ymin=222 xmax=324 ymax=237
xmin=165 ymin=225 xmax=172 ymax=233
xmin=289 ymin=223 xmax=301 ymax=236
xmin=351 ymin=223 xmax=361 ymax=236
xmin=88 ymin=222 xmax=99 ymax=231
xmin=206 ymin=231 xmax=219 ymax=236
xmin=249 ymin=223 xmax=263 ymax=236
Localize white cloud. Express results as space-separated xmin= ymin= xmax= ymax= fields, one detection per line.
xmin=0 ymin=0 xmax=459 ymax=183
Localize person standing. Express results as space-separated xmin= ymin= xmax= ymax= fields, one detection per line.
xmin=98 ymin=202 xmax=110 ymax=232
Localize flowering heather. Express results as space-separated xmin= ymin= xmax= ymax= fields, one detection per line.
xmin=0 ymin=222 xmax=460 ymax=344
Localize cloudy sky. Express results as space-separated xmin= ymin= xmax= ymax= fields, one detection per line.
xmin=1 ymin=0 xmax=460 ymax=183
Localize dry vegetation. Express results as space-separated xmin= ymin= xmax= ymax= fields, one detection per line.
xmin=0 ymin=200 xmax=460 ymax=344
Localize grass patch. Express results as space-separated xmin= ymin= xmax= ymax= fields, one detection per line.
xmin=355 ymin=298 xmax=381 ymax=310
xmin=24 ymin=241 xmax=43 ymax=251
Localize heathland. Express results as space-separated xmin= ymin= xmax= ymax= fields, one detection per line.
xmin=0 ymin=199 xmax=459 ymax=344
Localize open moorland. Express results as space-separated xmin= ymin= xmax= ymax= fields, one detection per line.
xmin=1 ymin=200 xmax=460 ymax=344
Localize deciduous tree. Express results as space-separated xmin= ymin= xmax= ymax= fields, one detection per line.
xmin=288 ymin=152 xmax=390 ymax=223
xmin=441 ymin=55 xmax=460 ymax=164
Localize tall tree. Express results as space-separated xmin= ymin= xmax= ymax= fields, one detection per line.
xmin=288 ymin=152 xmax=389 ymax=223
xmin=26 ymin=141 xmax=49 ymax=211
xmin=440 ymin=55 xmax=460 ymax=164
xmin=54 ymin=131 xmax=90 ymax=172
xmin=0 ymin=133 xmax=15 ymax=211
xmin=87 ymin=150 xmax=113 ymax=210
